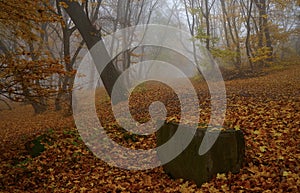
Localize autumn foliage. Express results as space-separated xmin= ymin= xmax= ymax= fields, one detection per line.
xmin=0 ymin=65 xmax=299 ymax=192
xmin=0 ymin=0 xmax=299 ymax=192
xmin=0 ymin=0 xmax=65 ymax=113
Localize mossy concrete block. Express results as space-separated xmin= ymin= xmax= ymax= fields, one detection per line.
xmin=156 ymin=122 xmax=245 ymax=186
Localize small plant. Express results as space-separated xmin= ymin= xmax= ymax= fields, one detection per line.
xmin=123 ymin=133 xmax=138 ymax=142
xmin=24 ymin=134 xmax=52 ymax=158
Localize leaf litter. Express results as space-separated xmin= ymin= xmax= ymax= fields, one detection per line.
xmin=0 ymin=65 xmax=299 ymax=192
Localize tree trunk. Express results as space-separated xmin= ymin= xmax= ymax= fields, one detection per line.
xmin=31 ymin=101 xmax=47 ymax=114
xmin=60 ymin=0 xmax=127 ymax=104
xmin=254 ymin=0 xmax=273 ymax=65
xmin=0 ymin=99 xmax=12 ymax=110
xmin=204 ymin=0 xmax=210 ymax=50
xmin=232 ymin=18 xmax=242 ymax=70
xmin=220 ymin=0 xmax=230 ymax=48
xmin=220 ymin=0 xmax=241 ymax=71
xmin=55 ymin=30 xmax=70 ymax=110
xmin=245 ymin=3 xmax=254 ymax=71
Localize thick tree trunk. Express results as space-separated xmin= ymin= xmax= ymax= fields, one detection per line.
xmin=60 ymin=0 xmax=127 ymax=103
xmin=31 ymin=101 xmax=47 ymax=114
xmin=0 ymin=99 xmax=12 ymax=110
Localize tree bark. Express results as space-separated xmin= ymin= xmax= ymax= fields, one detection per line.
xmin=60 ymin=0 xmax=126 ymax=103
xmin=204 ymin=0 xmax=210 ymax=50
xmin=220 ymin=0 xmax=230 ymax=48
xmin=220 ymin=0 xmax=241 ymax=70
xmin=55 ymin=0 xmax=74 ymax=111
xmin=253 ymin=0 xmax=273 ymax=64
xmin=0 ymin=99 xmax=12 ymax=111
xmin=243 ymin=0 xmax=254 ymax=71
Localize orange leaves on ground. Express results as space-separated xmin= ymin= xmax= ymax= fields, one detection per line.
xmin=0 ymin=65 xmax=299 ymax=192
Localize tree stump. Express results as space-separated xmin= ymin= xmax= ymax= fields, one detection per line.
xmin=156 ymin=122 xmax=245 ymax=186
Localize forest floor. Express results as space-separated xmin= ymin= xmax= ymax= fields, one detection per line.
xmin=0 ymin=64 xmax=299 ymax=192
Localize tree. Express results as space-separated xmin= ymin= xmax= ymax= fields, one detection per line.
xmin=59 ymin=0 xmax=160 ymax=103
xmin=54 ymin=0 xmax=94 ymax=111
xmin=220 ymin=0 xmax=242 ymax=71
xmin=104 ymin=0 xmax=159 ymax=91
xmin=253 ymin=0 xmax=273 ymax=65
xmin=59 ymin=0 xmax=127 ymax=103
xmin=0 ymin=0 xmax=64 ymax=113
xmin=240 ymin=0 xmax=255 ymax=71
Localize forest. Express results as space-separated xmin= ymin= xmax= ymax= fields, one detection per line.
xmin=0 ymin=0 xmax=299 ymax=192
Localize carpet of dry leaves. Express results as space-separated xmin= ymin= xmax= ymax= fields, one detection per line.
xmin=0 ymin=65 xmax=299 ymax=192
